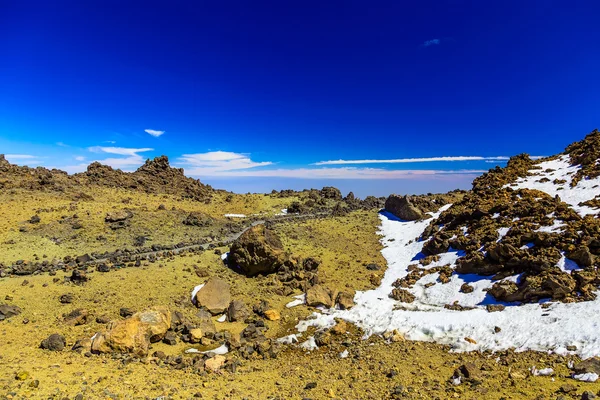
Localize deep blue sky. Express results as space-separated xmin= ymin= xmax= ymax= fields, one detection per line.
xmin=1 ymin=1 xmax=599 ymax=196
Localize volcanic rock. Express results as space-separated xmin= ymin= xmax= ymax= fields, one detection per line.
xmin=91 ymin=306 xmax=171 ymax=356
xmin=195 ymin=278 xmax=231 ymax=315
xmin=40 ymin=333 xmax=66 ymax=351
xmin=228 ymin=225 xmax=286 ymax=276
xmin=385 ymin=195 xmax=423 ymax=221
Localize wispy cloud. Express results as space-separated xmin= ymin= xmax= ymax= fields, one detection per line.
xmin=314 ymin=156 xmax=510 ymax=166
xmin=422 ymin=38 xmax=441 ymax=47
xmin=185 ymin=166 xmax=485 ymax=179
xmin=87 ymin=146 xmax=153 ymax=170
xmin=145 ymin=129 xmax=165 ymax=137
xmin=178 ymin=151 xmax=273 ymax=175
xmin=5 ymin=154 xmax=38 ymax=160
xmin=74 ymin=156 xmax=86 ymax=162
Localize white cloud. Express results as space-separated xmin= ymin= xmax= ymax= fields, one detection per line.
xmin=423 ymin=39 xmax=440 ymax=47
xmin=5 ymin=154 xmax=38 ymax=160
xmin=87 ymin=146 xmax=153 ymax=170
xmin=178 ymin=151 xmax=273 ymax=175
xmin=74 ymin=156 xmax=86 ymax=162
xmin=314 ymin=156 xmax=510 ymax=165
xmin=145 ymin=129 xmax=165 ymax=137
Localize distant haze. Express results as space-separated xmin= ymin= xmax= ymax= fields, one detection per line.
xmin=202 ymin=175 xmax=478 ymax=198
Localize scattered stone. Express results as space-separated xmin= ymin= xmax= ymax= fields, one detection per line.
xmin=460 ymin=283 xmax=474 ymax=293
xmin=96 ymin=315 xmax=111 ymax=324
xmin=486 ymin=304 xmax=506 ymax=313
xmin=464 ymin=337 xmax=477 ymax=344
xmin=205 ymin=355 xmax=226 ymax=372
xmin=195 ymin=278 xmax=231 ymax=315
xmin=227 ymin=300 xmax=250 ymax=322
xmin=189 ymin=328 xmax=204 ymax=344
xmin=69 ymin=270 xmax=89 ymax=284
xmin=105 ymin=210 xmax=133 ymax=223
xmin=119 ymin=308 xmax=135 ymax=318
xmin=162 ymin=331 xmax=178 ymax=346
xmin=0 ymin=304 xmax=22 ymax=321
xmin=263 ymin=309 xmax=280 ymax=321
xmin=29 ymin=215 xmax=41 ymax=224
xmin=582 ymin=391 xmax=597 ymax=400
xmin=59 ymin=293 xmax=74 ymax=304
xmin=63 ymin=308 xmax=89 ymax=326
xmin=40 ymin=333 xmax=66 ymax=351
xmin=15 ymin=371 xmax=29 ymax=380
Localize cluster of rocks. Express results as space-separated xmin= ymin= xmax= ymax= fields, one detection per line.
xmin=279 ymin=187 xmax=385 ymax=216
xmin=415 ymin=135 xmax=600 ymax=304
xmin=305 ymin=284 xmax=355 ymax=310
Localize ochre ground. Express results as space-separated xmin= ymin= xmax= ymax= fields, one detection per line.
xmin=1 ymin=202 xmax=598 ymax=399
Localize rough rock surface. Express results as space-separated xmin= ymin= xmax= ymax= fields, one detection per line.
xmin=91 ymin=306 xmax=171 ymax=356
xmin=306 ymin=285 xmax=334 ymax=308
xmin=0 ymin=304 xmax=22 ymax=321
xmin=228 ymin=225 xmax=286 ymax=277
xmin=384 ymin=195 xmax=424 ymax=221
xmin=195 ymin=278 xmax=231 ymax=315
xmin=40 ymin=334 xmax=66 ymax=351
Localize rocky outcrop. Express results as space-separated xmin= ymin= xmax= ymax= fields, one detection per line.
xmin=194 ymin=278 xmax=231 ymax=315
xmin=228 ymin=225 xmax=286 ymax=276
xmin=91 ymin=306 xmax=171 ymax=356
xmin=385 ymin=195 xmax=424 ymax=221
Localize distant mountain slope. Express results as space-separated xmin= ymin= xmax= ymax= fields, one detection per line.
xmin=0 ymin=155 xmax=214 ymax=201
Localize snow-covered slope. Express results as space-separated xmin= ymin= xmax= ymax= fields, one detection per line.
xmin=507 ymin=155 xmax=600 ymax=217
xmin=297 ymin=206 xmax=600 ymax=359
xmin=297 ymin=142 xmax=600 ymax=359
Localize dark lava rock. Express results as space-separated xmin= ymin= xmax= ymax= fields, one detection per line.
xmin=228 ymin=225 xmax=286 ymax=277
xmin=385 ymin=195 xmax=423 ymax=221
xmin=40 ymin=333 xmax=66 ymax=351
xmin=119 ymin=307 xmax=135 ymax=318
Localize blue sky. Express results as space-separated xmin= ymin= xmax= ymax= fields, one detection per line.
xmin=1 ymin=1 xmax=599 ymax=196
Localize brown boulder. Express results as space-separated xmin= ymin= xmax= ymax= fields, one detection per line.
xmin=195 ymin=278 xmax=231 ymax=315
xmin=336 ymin=291 xmax=355 ymax=310
xmin=228 ymin=225 xmax=286 ymax=276
xmin=569 ymin=246 xmax=595 ymax=268
xmin=306 ymin=285 xmax=334 ymax=308
xmin=384 ymin=195 xmax=423 ymax=221
xmin=0 ymin=304 xmax=22 ymax=321
xmin=105 ymin=210 xmax=132 ymax=223
xmin=91 ymin=306 xmax=171 ymax=356
xmin=227 ymin=300 xmax=250 ymax=322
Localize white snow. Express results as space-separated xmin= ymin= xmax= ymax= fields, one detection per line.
xmin=497 ymin=227 xmax=510 ymax=242
xmin=573 ymin=373 xmax=599 ymax=382
xmin=217 ymin=314 xmax=227 ymax=323
xmin=295 ymin=205 xmax=600 ymax=359
xmin=300 ymin=336 xmax=318 ymax=351
xmin=557 ymin=255 xmax=582 ymax=274
xmin=531 ymin=367 xmax=554 ymax=376
xmin=277 ymin=334 xmax=300 ymax=345
xmin=339 ymin=350 xmax=349 ymax=358
xmin=276 ymin=209 xmax=288 ymax=216
xmin=535 ymin=220 xmax=566 ymax=233
xmin=224 ymin=214 xmax=246 ymax=218
xmin=507 ymin=155 xmax=600 ymax=216
xmin=185 ymin=344 xmax=229 ymax=355
xmin=220 ymin=252 xmax=229 ymax=261
xmin=286 ymin=294 xmax=306 ymax=308
xmin=190 ymin=283 xmax=205 ymax=303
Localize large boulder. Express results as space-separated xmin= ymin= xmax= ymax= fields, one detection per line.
xmin=195 ymin=278 xmax=231 ymax=315
xmin=306 ymin=285 xmax=334 ymax=308
xmin=91 ymin=306 xmax=171 ymax=356
xmin=384 ymin=195 xmax=423 ymax=221
xmin=228 ymin=225 xmax=286 ymax=276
